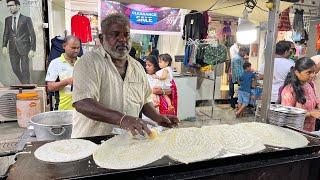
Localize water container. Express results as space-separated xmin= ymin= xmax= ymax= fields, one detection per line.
xmin=16 ymin=92 xmax=41 ymax=128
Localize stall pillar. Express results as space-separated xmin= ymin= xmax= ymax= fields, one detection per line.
xmin=260 ymin=0 xmax=280 ymax=123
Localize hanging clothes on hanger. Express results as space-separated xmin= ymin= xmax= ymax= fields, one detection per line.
xmin=292 ymin=9 xmax=305 ymax=43
xmin=150 ymin=35 xmax=159 ymax=49
xmin=184 ymin=44 xmax=192 ymax=66
xmin=141 ymin=35 xmax=151 ymax=54
xmin=278 ymin=8 xmax=291 ymax=31
xmin=202 ymin=11 xmax=209 ymax=39
xmin=182 ymin=10 xmax=206 ymax=40
xmin=71 ymin=12 xmax=92 ymax=43
xmin=316 ymin=24 xmax=320 ymax=52
xmin=222 ymin=21 xmax=233 ymax=47
xmin=188 ymin=43 xmax=198 ymax=65
xmin=196 ymin=43 xmax=207 ymax=65
xmin=203 ymin=44 xmax=227 ymax=66
xmin=222 ymin=21 xmax=232 ymax=36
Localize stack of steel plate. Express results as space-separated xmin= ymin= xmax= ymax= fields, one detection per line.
xmin=255 ymin=103 xmax=306 ymax=130
xmin=268 ymin=104 xmax=306 ymax=130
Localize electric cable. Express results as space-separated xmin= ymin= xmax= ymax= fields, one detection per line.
xmin=256 ymin=5 xmax=268 ymax=12
xmin=209 ymin=2 xmax=245 ymax=11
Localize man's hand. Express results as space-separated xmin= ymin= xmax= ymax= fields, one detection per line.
xmin=28 ymin=50 xmax=35 ymax=59
xmin=2 ymin=47 xmax=8 ymax=55
xmin=120 ymin=115 xmax=152 ymax=136
xmin=154 ymin=114 xmax=179 ymax=128
xmin=65 ymin=77 xmax=73 ymax=85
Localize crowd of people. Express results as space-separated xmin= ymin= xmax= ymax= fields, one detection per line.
xmin=230 ymin=40 xmax=320 ymax=132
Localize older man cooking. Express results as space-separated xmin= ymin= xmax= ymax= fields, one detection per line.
xmin=71 ymin=13 xmax=179 ymax=138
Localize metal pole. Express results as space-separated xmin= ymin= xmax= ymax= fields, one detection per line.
xmin=260 ymin=0 xmax=280 ymax=123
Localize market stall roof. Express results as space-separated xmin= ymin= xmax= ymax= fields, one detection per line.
xmin=117 ymin=0 xmax=293 ymax=22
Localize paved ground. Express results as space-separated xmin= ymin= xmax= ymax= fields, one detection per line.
xmin=0 ymin=104 xmax=255 ymax=176
xmin=0 ymin=122 xmax=25 ymax=177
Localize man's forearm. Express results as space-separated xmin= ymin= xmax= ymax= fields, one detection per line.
xmin=142 ymin=102 xmax=161 ymax=122
xmin=47 ymin=80 xmax=69 ymax=92
xmin=73 ymin=98 xmax=123 ymax=125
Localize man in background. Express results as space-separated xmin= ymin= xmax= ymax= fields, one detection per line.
xmin=229 ymin=47 xmax=249 ymax=109
xmin=258 ymin=40 xmax=294 ymax=103
xmin=229 ymin=42 xmax=239 ymax=60
xmin=45 ymin=36 xmax=80 ymax=110
xmin=2 ymin=0 xmax=36 ymax=84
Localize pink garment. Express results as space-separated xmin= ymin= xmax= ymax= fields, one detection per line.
xmin=281 ymin=83 xmax=319 ymax=131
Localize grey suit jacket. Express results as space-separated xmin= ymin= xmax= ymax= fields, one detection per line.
xmin=2 ymin=14 xmax=36 ymax=55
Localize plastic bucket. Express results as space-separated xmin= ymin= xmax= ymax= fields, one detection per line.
xmin=16 ymin=92 xmax=41 ymax=128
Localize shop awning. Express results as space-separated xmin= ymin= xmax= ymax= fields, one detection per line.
xmin=117 ymin=0 xmax=293 ymax=22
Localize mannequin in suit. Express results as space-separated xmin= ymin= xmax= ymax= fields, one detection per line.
xmin=2 ymin=0 xmax=36 ymax=84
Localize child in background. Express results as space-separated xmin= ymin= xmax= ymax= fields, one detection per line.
xmin=236 ymin=62 xmax=256 ymax=117
xmin=153 ymin=54 xmax=174 ymax=112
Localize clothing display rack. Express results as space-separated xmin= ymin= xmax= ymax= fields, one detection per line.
xmin=186 ymin=38 xmax=221 ymax=122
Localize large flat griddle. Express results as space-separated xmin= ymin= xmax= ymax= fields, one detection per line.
xmin=6 ymin=131 xmax=320 ymax=180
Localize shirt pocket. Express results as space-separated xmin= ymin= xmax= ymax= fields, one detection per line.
xmin=127 ymin=81 xmax=144 ymax=105
xmin=126 ymin=81 xmax=144 ymax=116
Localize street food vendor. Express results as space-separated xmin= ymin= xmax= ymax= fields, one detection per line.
xmin=71 ymin=13 xmax=179 ymax=138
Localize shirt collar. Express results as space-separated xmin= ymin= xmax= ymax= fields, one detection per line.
xmin=98 ymin=46 xmax=109 ymax=59
xmin=13 ymin=13 xmax=20 ymax=18
xmin=97 ymin=46 xmax=133 ymax=80
xmin=59 ymin=53 xmax=78 ymax=65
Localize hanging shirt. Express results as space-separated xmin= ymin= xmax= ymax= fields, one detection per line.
xmin=317 ymin=24 xmax=320 ymax=51
xmin=182 ymin=11 xmax=206 ymax=40
xmin=71 ymin=14 xmax=92 ymax=43
xmin=196 ymin=44 xmax=207 ymax=65
xmin=204 ymin=44 xmax=227 ymax=66
xmin=278 ymin=8 xmax=291 ymax=31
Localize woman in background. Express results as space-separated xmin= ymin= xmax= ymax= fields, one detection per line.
xmin=145 ymin=56 xmax=177 ymax=115
xmin=281 ymin=57 xmax=320 ymax=131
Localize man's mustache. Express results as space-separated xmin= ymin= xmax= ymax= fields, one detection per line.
xmin=116 ymin=44 xmax=129 ymax=50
